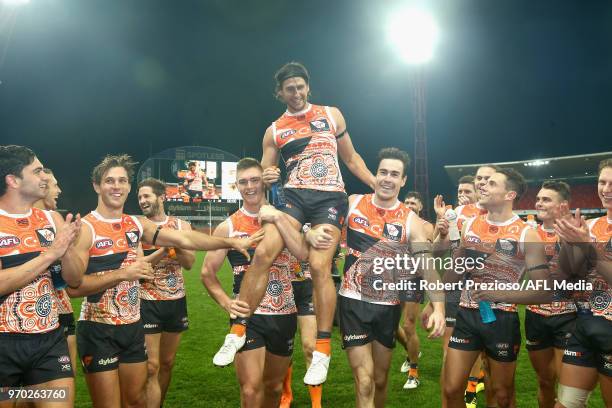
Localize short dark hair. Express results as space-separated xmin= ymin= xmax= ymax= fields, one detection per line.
xmin=236 ymin=157 xmax=263 ymax=174
xmin=404 ymin=191 xmax=423 ymax=203
xmin=274 ymin=62 xmax=310 ymax=94
xmin=0 ymin=145 xmax=36 ymax=196
xmin=138 ymin=178 xmax=166 ymax=197
xmin=458 ymin=175 xmax=475 ymax=185
xmin=92 ymin=154 xmax=137 ymax=185
xmin=377 ymin=147 xmax=411 ymax=177
xmin=598 ymin=158 xmax=612 ymax=176
xmin=495 ymin=168 xmax=527 ymax=202
xmin=541 ymin=180 xmax=571 ymax=202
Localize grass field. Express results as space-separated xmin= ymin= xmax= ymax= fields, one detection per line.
xmin=71 ymin=252 xmax=605 ymax=407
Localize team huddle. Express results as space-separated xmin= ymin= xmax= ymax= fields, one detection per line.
xmin=0 ymin=62 xmax=610 ymax=408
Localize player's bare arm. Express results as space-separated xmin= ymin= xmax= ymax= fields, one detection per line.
xmin=410 ymin=215 xmax=445 ymax=338
xmin=200 ymin=221 xmax=249 ymax=318
xmin=333 ymin=107 xmax=376 ymax=190
xmin=174 ymin=221 xmax=196 ymax=269
xmin=139 ymin=216 xmax=263 ymax=260
xmin=0 ymin=212 xmax=80 ymax=296
xmin=261 ymin=126 xmax=281 ymax=186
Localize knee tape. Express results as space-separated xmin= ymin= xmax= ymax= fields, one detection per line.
xmin=557 ymin=384 xmax=591 ymax=408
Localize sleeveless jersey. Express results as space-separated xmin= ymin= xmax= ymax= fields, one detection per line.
xmin=79 ymin=211 xmax=143 ymax=325
xmin=574 ymin=216 xmax=612 ymax=321
xmin=55 ymin=288 xmax=73 ymax=315
xmin=527 ymin=225 xmax=576 ymax=316
xmin=185 ymin=170 xmax=203 ymax=192
xmin=0 ymin=207 xmax=59 ymax=333
xmin=340 ymin=194 xmax=415 ymax=305
xmin=460 ymin=214 xmax=530 ymax=312
xmin=272 ymin=104 xmax=344 ymax=192
xmin=226 ymin=208 xmax=296 ymax=315
xmin=455 ymin=203 xmax=487 ymax=231
xmin=140 ymin=216 xmax=186 ymax=301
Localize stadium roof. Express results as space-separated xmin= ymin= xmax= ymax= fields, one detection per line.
xmin=445 ymin=151 xmax=612 ymax=184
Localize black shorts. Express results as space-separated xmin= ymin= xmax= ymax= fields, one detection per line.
xmin=281 ymin=188 xmax=348 ymax=229
xmin=525 ymin=310 xmax=576 ymax=351
xmin=562 ymin=313 xmax=612 ymax=376
xmin=238 ymin=314 xmax=297 ymax=357
xmin=338 ymin=295 xmax=402 ymax=350
xmin=187 ymin=189 xmax=202 ymax=199
xmin=445 ymin=291 xmax=461 ymax=327
xmin=77 ymin=320 xmax=147 ymax=373
xmin=292 ymin=279 xmax=314 ymax=316
xmin=0 ymin=329 xmax=73 ymax=386
xmin=59 ymin=312 xmax=76 ymax=337
xmin=449 ymin=307 xmax=521 ymax=362
xmin=141 ymin=297 xmax=189 ymax=334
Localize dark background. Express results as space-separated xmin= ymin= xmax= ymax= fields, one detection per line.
xmin=1 ymin=0 xmax=611 ymax=216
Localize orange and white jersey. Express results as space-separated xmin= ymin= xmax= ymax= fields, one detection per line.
xmin=527 ymin=226 xmax=576 ymax=316
xmin=460 ymin=214 xmax=530 ymax=312
xmin=272 ymin=104 xmax=344 ymax=192
xmin=184 ymin=170 xmax=203 ymax=192
xmin=340 ymin=194 xmax=416 ymax=305
xmin=575 ymin=216 xmax=612 ymax=321
xmin=79 ymin=211 xmax=142 ymax=325
xmin=140 ymin=216 xmax=186 ymax=301
xmin=55 ymin=288 xmax=73 ymax=315
xmin=0 ymin=207 xmax=60 ymax=333
xmin=226 ymin=208 xmax=296 ymax=315
xmin=455 ymin=203 xmax=487 ymax=231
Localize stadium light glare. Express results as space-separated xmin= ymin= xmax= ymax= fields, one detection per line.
xmin=387 ymin=7 xmax=439 ymax=64
xmin=524 ymin=160 xmax=550 ymax=167
xmin=0 ymin=0 xmax=30 ymax=6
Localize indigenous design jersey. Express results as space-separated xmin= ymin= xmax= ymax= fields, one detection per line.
xmin=226 ymin=208 xmax=296 ymax=315
xmin=340 ymin=194 xmax=415 ymax=305
xmin=574 ymin=216 xmax=612 ymax=321
xmin=460 ymin=214 xmax=530 ymax=312
xmin=79 ymin=211 xmax=142 ymax=325
xmin=527 ymin=226 xmax=575 ymax=316
xmin=140 ymin=216 xmax=186 ymax=301
xmin=272 ymin=104 xmax=344 ymax=192
xmin=455 ymin=203 xmax=487 ymax=231
xmin=55 ymin=288 xmax=73 ymax=315
xmin=0 ymin=208 xmax=59 ymax=334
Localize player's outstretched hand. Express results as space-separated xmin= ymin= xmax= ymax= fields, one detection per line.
xmin=306 ymin=226 xmax=334 ymax=250
xmin=433 ymin=195 xmax=446 ymax=219
xmin=227 ymin=299 xmax=251 ymax=319
xmin=425 ymin=309 xmax=445 ymax=338
xmin=122 ymin=259 xmax=154 ymax=281
xmin=232 ymin=229 xmax=265 ymax=261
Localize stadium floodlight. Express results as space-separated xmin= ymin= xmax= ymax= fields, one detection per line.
xmin=524 ymin=160 xmax=550 ymax=167
xmin=387 ymin=7 xmax=439 ymax=65
xmin=0 ymin=0 xmax=30 ymax=5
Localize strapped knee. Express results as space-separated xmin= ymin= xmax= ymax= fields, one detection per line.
xmin=557 ymin=384 xmax=591 ymax=408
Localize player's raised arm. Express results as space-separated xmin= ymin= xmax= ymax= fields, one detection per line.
xmin=334 ymin=107 xmax=376 ymax=190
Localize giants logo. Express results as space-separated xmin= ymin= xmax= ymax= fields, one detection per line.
xmin=496 ymin=239 xmax=518 ymax=256
xmin=309 ymin=118 xmax=330 ymax=132
xmin=383 ymin=223 xmax=403 ymax=242
xmin=36 ymin=228 xmax=55 ymax=247
xmin=125 ymin=231 xmax=140 ymax=248
xmin=95 ymin=239 xmax=114 ymax=250
xmin=0 ymin=236 xmax=20 ymax=248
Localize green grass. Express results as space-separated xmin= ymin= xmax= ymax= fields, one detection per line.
xmin=71 ymin=252 xmax=605 ymax=407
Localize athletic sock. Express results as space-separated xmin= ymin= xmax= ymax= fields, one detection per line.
xmin=230 ymin=322 xmax=246 ymax=337
xmin=308 ymin=384 xmax=322 ymax=408
xmin=466 ymin=377 xmax=478 ymax=393
xmin=408 ymin=363 xmax=418 ymax=377
xmin=315 ymin=331 xmax=332 ymax=356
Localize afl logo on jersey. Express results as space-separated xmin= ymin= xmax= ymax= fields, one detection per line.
xmin=279 ymin=129 xmax=296 ymax=139
xmin=383 ymin=223 xmax=403 ymax=242
xmin=95 ymin=239 xmax=114 ymax=250
xmin=309 ymin=118 xmax=330 ymax=132
xmin=353 ymin=217 xmax=370 ymax=227
xmin=36 ymin=228 xmax=55 ymax=247
xmin=465 ymin=235 xmax=481 ymax=245
xmin=35 ymin=293 xmax=52 ymax=317
xmin=0 ymin=235 xmax=20 ymax=248
xmin=125 ymin=231 xmax=140 ymax=248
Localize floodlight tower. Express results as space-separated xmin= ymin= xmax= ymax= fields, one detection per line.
xmin=387 ymin=8 xmax=439 ymax=219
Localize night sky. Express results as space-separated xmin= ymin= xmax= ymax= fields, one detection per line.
xmin=1 ymin=0 xmax=611 ymax=215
